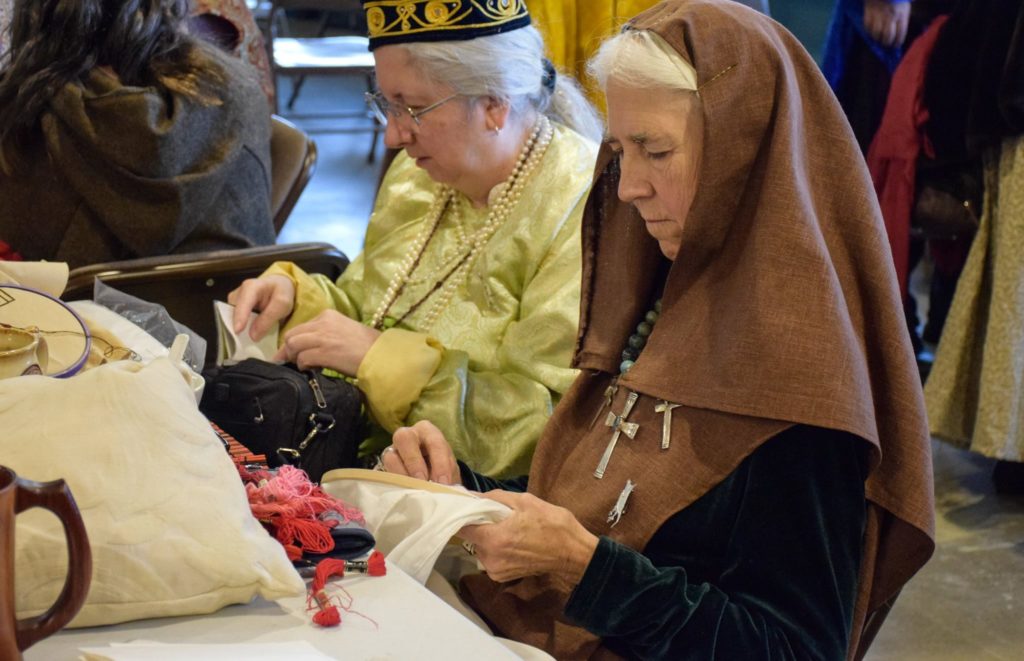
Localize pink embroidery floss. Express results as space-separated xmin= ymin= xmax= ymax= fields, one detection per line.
xmin=239 ymin=464 xmax=365 ymax=560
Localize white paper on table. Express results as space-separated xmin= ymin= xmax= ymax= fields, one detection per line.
xmin=79 ymin=640 xmax=333 ymax=661
xmin=213 ymin=300 xmax=278 ymax=364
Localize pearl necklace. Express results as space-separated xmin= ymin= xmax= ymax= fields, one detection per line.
xmin=370 ymin=115 xmax=554 ymax=330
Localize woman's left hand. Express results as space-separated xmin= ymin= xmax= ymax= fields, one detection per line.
xmin=272 ymin=309 xmax=381 ymax=375
xmin=459 ymin=491 xmax=599 ymax=591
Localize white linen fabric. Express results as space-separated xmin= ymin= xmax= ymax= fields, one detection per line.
xmin=0 ymin=260 xmax=69 ymax=297
xmin=320 ymin=469 xmax=510 ymax=584
xmin=5 ymin=358 xmax=305 ymax=627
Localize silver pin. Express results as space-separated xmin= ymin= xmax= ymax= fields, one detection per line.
xmin=595 ymin=392 xmax=640 ymax=479
xmin=607 ymin=479 xmax=636 ymax=527
xmin=654 ymin=400 xmax=680 ymax=450
xmin=589 ymin=381 xmax=618 ymax=429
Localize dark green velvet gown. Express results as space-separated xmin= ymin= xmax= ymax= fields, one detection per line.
xmin=460 ymin=424 xmax=869 ymax=660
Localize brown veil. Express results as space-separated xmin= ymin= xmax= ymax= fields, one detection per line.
xmin=572 ymin=1 xmax=935 ymax=657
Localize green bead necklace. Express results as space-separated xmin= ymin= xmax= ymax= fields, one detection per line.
xmin=619 ymin=299 xmax=661 ymax=374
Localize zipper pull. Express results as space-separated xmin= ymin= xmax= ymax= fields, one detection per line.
xmin=308 ymin=375 xmax=327 ymax=409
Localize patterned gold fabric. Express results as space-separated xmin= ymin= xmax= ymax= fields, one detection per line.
xmin=364 ymin=0 xmax=530 ymax=50
xmin=925 ymin=135 xmax=1024 ymax=461
xmin=275 ymin=122 xmax=597 ymax=477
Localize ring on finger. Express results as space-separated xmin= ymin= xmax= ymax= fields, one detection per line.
xmin=373 ymin=446 xmax=396 ymax=472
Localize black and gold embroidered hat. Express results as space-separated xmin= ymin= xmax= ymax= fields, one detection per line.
xmin=362 ymin=0 xmax=531 ymax=50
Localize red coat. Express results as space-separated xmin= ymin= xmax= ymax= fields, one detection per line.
xmin=866 ymin=16 xmax=949 ymax=296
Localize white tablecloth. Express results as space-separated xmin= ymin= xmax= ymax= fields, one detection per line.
xmin=25 ymin=565 xmax=519 ymax=660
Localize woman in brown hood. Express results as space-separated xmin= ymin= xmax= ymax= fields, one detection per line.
xmin=380 ymin=1 xmax=935 ymax=658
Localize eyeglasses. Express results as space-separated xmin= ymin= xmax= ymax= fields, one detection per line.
xmin=364 ymin=91 xmax=460 ymax=127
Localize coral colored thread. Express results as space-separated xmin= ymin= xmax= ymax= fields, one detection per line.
xmin=367 ymin=550 xmax=386 ymax=577
xmin=311 ymin=591 xmax=342 ymax=627
xmin=275 ymin=518 xmax=334 ymax=555
xmin=307 ymin=555 xmax=386 ymax=628
xmin=238 ymin=464 xmax=365 ymax=558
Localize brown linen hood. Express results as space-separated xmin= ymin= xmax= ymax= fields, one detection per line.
xmin=574 ymin=0 xmax=936 ymax=657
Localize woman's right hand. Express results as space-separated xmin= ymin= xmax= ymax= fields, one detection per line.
xmin=226 ymin=274 xmax=296 ymax=341
xmin=382 ymin=420 xmax=462 ymax=486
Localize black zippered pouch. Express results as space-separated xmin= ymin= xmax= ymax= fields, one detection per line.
xmin=199 ymin=358 xmax=364 ymax=482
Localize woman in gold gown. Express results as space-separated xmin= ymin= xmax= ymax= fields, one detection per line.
xmin=229 ymin=1 xmax=601 ymax=478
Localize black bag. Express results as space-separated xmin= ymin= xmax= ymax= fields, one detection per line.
xmin=200 ymin=359 xmax=364 ymax=482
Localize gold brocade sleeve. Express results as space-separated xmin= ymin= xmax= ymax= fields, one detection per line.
xmin=356 ymin=328 xmax=444 ymax=430
xmin=263 ymin=257 xmax=366 ymax=336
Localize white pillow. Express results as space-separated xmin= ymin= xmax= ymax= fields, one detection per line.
xmin=4 ymin=358 xmax=304 ymax=627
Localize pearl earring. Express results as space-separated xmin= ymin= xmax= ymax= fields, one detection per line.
xmin=492 ymin=125 xmax=501 ymax=134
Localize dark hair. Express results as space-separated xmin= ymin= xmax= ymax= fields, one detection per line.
xmin=0 ymin=0 xmax=222 ymax=161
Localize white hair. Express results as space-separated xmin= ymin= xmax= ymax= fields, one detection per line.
xmin=588 ymin=29 xmax=698 ymax=94
xmin=401 ymin=25 xmax=603 ymax=143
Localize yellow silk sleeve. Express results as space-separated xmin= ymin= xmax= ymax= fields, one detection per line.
xmin=262 ymin=255 xmax=368 ymax=337
xmin=356 ymin=329 xmax=444 ymax=430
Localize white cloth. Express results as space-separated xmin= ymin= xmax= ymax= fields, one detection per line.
xmin=320 ymin=469 xmax=510 ymax=584
xmin=0 ymin=260 xmax=69 ymax=297
xmin=4 ymin=358 xmax=304 ymax=627
xmin=27 ymin=565 xmax=519 ymax=661
xmin=68 ymin=300 xmax=169 ymax=363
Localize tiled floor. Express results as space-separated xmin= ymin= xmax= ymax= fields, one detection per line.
xmin=274 ymin=5 xmax=1024 ymax=656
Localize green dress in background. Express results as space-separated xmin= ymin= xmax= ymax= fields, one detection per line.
xmin=925 ymin=135 xmax=1024 ymax=462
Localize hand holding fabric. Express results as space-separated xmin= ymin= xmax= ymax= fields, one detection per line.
xmin=383 ymin=420 xmax=461 ymax=486
xmin=863 ymin=0 xmax=910 ymax=48
xmin=272 ymin=309 xmax=380 ymax=376
xmin=459 ymin=490 xmax=599 ymax=592
xmin=227 ymin=275 xmax=296 ymax=341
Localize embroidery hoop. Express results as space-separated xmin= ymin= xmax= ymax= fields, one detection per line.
xmin=320 ymin=467 xmax=475 ymax=498
xmin=0 ymin=284 xmax=91 ymax=377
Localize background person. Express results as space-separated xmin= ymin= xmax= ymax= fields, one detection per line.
xmin=229 ymin=0 xmax=602 ymax=478
xmin=0 ymin=0 xmax=275 ymax=269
